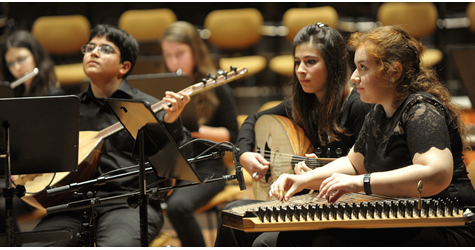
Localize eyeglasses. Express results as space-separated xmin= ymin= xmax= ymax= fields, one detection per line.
xmin=7 ymin=54 xmax=31 ymax=68
xmin=317 ymin=22 xmax=328 ymax=28
xmin=81 ymin=43 xmax=120 ymax=55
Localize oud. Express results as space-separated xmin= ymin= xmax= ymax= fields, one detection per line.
xmin=253 ymin=115 xmax=337 ymax=200
xmin=13 ymin=67 xmax=248 ymax=210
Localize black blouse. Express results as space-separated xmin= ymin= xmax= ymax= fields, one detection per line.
xmin=191 ymin=84 xmax=239 ymax=177
xmin=354 ymin=91 xmax=475 ymax=208
xmin=237 ymin=88 xmax=372 ymax=158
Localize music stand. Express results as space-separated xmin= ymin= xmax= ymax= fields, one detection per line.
xmin=0 ymin=96 xmax=79 ymax=175
xmin=105 ymin=98 xmax=210 ymax=183
xmin=0 ymin=95 xmax=80 ymax=246
xmin=105 ymin=98 xmax=212 ymax=246
xmin=127 ymin=73 xmax=200 ymax=132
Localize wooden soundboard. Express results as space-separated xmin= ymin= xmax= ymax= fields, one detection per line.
xmin=222 ymin=192 xmax=475 ymax=233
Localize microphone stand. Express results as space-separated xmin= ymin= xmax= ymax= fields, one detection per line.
xmin=186 ymin=138 xmax=246 ymax=191
xmin=1 ymin=122 xmax=16 ymax=246
xmin=45 ymin=138 xmax=238 ymax=247
xmin=46 ymin=153 xmax=225 ymax=197
xmin=46 ymin=175 xmax=238 ymax=214
xmin=0 ymin=122 xmax=71 ymax=246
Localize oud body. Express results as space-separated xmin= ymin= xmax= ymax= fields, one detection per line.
xmin=13 ymin=131 xmax=103 ymax=210
xmin=253 ymin=115 xmax=334 ymax=200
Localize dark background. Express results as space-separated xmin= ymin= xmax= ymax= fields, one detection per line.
xmin=1 ymin=2 xmax=474 ymax=114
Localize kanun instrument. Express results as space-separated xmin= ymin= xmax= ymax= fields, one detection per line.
xmin=253 ymin=115 xmax=334 ymax=200
xmin=222 ymin=192 xmax=475 ymax=233
xmin=13 ymin=66 xmax=248 ymax=210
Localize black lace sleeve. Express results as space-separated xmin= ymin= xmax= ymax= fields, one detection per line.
xmin=353 ymin=95 xmax=451 ymax=159
xmin=236 ymin=99 xmax=292 ymax=157
xmin=403 ymin=100 xmax=451 ymax=157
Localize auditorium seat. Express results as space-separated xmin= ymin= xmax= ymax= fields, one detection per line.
xmin=467 ymin=2 xmax=475 ymax=32
xmin=31 ymin=15 xmax=90 ymax=88
xmin=467 ymin=159 xmax=475 ymax=189
xmin=377 ymin=2 xmax=443 ymax=69
xmin=118 ymin=8 xmax=176 ymax=56
xmin=194 ymin=183 xmax=243 ymax=218
xmin=258 ymin=100 xmax=282 ymax=112
xmin=268 ymin=6 xmax=339 ymax=78
xmin=203 ymin=8 xmax=267 ymax=79
xmin=149 ymin=232 xmax=172 ymax=247
xmin=158 ymin=182 xmax=244 ymax=246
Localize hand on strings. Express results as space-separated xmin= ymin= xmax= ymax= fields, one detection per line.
xmin=269 ymin=173 xmax=306 ymax=201
xmin=317 ymin=173 xmax=364 ymax=203
xmin=294 ymin=153 xmax=316 ymax=175
xmin=162 ymin=91 xmax=190 ymax=124
xmin=239 ymin=152 xmax=269 ymax=181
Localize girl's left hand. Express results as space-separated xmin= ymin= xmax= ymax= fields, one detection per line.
xmin=162 ymin=91 xmax=190 ymax=123
xmin=294 ymin=153 xmax=317 ymax=175
xmin=317 ymin=173 xmax=365 ymax=203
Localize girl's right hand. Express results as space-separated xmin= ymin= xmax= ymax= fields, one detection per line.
xmin=269 ymin=173 xmax=305 ymax=201
xmin=239 ymin=152 xmax=270 ymax=181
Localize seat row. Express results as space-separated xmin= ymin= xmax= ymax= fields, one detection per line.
xmin=29 ymin=3 xmax=475 ymax=89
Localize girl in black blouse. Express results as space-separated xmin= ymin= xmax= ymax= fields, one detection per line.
xmin=0 ymin=30 xmax=64 ymax=237
xmin=214 ymin=23 xmax=372 ymax=247
xmin=1 ymin=30 xmax=64 ymax=97
xmin=159 ymin=21 xmax=239 ymax=247
xmin=267 ymin=25 xmax=475 ymax=247
xmin=238 ymin=23 xmax=371 ymax=184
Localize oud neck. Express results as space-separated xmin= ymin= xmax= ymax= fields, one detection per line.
xmin=99 ymin=121 xmax=124 ymax=139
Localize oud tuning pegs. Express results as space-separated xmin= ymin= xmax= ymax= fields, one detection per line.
xmin=207 ymin=73 xmax=217 ymax=81
xmin=217 ymin=69 xmax=228 ymax=79
xmin=230 ymin=66 xmax=237 ymax=73
xmin=326 ymin=148 xmax=331 ymax=158
xmin=201 ymin=78 xmax=207 ymax=85
xmin=336 ymin=148 xmax=342 ymax=158
xmin=316 ymin=147 xmax=322 ymax=158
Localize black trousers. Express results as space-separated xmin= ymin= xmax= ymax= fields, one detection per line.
xmin=166 ymin=178 xmax=225 ymax=247
xmin=22 ymin=202 xmax=163 ymax=247
xmin=214 ymin=199 xmax=264 ymax=247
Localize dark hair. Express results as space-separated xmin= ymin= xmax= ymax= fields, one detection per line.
xmin=348 ymin=25 xmax=467 ymax=148
xmin=290 ymin=23 xmax=351 ymax=147
xmin=159 ymin=21 xmax=219 ymax=124
xmin=159 ymin=21 xmax=216 ymax=79
xmin=1 ymin=30 xmax=58 ymax=96
xmin=89 ymin=24 xmax=138 ymax=78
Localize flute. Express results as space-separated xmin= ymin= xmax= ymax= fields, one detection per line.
xmin=10 ymin=67 xmax=39 ymax=89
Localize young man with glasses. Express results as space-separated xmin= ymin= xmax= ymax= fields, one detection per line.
xmin=23 ymin=24 xmax=191 ymax=247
